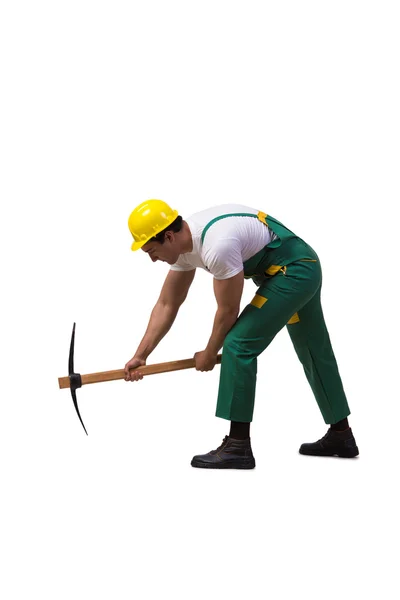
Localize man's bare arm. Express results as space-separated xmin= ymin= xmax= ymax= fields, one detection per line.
xmin=132 ymin=269 xmax=196 ymax=361
xmin=205 ymin=270 xmax=244 ymax=356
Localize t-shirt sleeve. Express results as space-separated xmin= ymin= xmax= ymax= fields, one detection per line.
xmin=203 ymin=237 xmax=244 ymax=280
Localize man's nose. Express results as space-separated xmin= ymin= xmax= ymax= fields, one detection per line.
xmin=150 ymin=255 xmax=158 ymax=262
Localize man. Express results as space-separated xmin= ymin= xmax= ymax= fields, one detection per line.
xmin=124 ymin=199 xmax=359 ymax=469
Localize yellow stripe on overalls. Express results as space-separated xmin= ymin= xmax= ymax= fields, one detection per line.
xmin=257 ymin=211 xmax=268 ymax=225
xmin=265 ymin=265 xmax=287 ymax=276
xmin=251 ymin=294 xmax=268 ymax=308
xmin=287 ymin=313 xmax=300 ymax=324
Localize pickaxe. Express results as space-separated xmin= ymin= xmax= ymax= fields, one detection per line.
xmin=58 ymin=323 xmax=222 ymax=435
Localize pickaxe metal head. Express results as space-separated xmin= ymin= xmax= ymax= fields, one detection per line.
xmin=59 ymin=324 xmax=223 ymax=436
xmin=68 ymin=323 xmax=88 ymax=435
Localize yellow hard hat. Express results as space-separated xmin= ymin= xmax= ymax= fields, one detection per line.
xmin=128 ymin=199 xmax=179 ymax=251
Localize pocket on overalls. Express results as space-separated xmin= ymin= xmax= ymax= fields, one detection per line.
xmin=265 ymin=264 xmax=287 ymax=278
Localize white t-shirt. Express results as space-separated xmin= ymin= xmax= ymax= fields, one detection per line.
xmin=170 ymin=204 xmax=278 ymax=280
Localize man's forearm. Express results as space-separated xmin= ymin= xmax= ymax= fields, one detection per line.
xmin=205 ymin=307 xmax=239 ymax=355
xmin=135 ymin=302 xmax=179 ymax=360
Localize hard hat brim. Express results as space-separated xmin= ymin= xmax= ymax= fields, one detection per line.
xmin=131 ymin=239 xmax=147 ymax=251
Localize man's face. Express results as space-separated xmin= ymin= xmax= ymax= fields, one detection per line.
xmin=141 ymin=233 xmax=180 ymax=265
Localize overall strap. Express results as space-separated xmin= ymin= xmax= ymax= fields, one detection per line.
xmin=201 ymin=212 xmax=267 ymax=245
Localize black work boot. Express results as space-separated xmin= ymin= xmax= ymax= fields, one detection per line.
xmin=299 ymin=427 xmax=359 ymax=458
xmin=191 ymin=435 xmax=256 ymax=469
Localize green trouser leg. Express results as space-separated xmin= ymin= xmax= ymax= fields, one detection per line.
xmin=286 ymin=284 xmax=350 ymax=424
xmin=215 ymin=260 xmax=350 ymax=424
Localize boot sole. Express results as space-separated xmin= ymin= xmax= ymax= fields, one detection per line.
xmin=191 ymin=459 xmax=256 ymax=469
xmin=299 ymin=447 xmax=359 ymax=458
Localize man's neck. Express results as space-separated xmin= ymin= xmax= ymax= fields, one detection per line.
xmin=180 ymin=221 xmax=193 ymax=253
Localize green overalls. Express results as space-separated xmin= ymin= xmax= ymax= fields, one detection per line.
xmin=201 ymin=211 xmax=350 ymax=425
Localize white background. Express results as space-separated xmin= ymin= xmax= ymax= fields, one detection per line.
xmin=1 ymin=1 xmax=399 ymax=598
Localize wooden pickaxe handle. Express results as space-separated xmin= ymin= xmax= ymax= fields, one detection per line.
xmin=58 ymin=354 xmax=222 ymax=389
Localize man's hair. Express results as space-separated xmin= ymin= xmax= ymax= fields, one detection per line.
xmin=150 ymin=216 xmax=183 ymax=244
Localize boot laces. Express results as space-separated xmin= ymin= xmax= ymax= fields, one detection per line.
xmin=210 ymin=436 xmax=229 ymax=455
xmin=317 ymin=430 xmax=333 ymax=444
